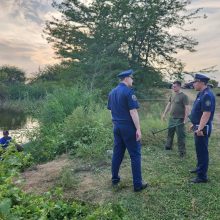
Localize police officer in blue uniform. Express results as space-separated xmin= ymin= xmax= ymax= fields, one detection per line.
xmin=107 ymin=69 xmax=148 ymax=192
xmin=189 ymin=73 xmax=215 ymax=183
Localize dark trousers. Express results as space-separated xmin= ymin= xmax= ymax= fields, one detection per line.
xmin=112 ymin=122 xmax=142 ymax=189
xmin=165 ymin=118 xmax=186 ymax=156
xmin=194 ymin=134 xmax=209 ymax=179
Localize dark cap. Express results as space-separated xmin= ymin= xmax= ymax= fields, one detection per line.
xmin=193 ymin=73 xmax=210 ymax=83
xmin=118 ymin=69 xmax=134 ymax=79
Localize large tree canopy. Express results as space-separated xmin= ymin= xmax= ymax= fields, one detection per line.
xmin=45 ymin=0 xmax=202 ymax=89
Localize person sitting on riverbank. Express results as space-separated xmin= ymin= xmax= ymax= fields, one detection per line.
xmin=0 ymin=130 xmax=23 ymax=154
xmin=0 ymin=130 xmax=12 ymax=149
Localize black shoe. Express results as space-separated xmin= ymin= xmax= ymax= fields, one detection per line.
xmin=165 ymin=147 xmax=172 ymax=150
xmin=189 ymin=168 xmax=198 ymax=174
xmin=190 ymin=177 xmax=208 ymax=184
xmin=112 ymin=181 xmax=120 ymax=186
xmin=134 ymin=183 xmax=148 ymax=192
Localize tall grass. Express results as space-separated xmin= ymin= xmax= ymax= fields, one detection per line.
xmin=25 ymin=86 xmax=109 ymax=162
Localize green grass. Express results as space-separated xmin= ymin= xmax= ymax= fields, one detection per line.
xmin=7 ymin=88 xmax=220 ymax=219
xmin=114 ymin=133 xmax=220 ymax=219
xmin=57 ymin=133 xmax=220 ymax=219
xmin=53 ymin=98 xmax=220 ymax=219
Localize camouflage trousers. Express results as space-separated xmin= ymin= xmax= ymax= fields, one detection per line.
xmin=165 ymin=117 xmax=186 ymax=156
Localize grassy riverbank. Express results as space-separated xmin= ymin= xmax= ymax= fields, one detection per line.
xmin=1 ymin=88 xmax=220 ymax=219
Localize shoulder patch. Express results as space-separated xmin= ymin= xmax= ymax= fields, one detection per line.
xmin=205 ymin=100 xmax=211 ymax=107
xmin=132 ymin=95 xmax=137 ymax=101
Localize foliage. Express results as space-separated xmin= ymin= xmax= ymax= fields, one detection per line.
xmin=39 ymin=94 xmax=66 ymax=125
xmin=26 ymin=105 xmax=112 ymax=163
xmin=7 ymin=81 xmax=63 ymax=101
xmin=0 ymin=83 xmax=9 ymax=102
xmin=25 ymin=86 xmax=106 ymax=162
xmin=31 ymin=63 xmax=86 ymax=87
xmin=0 ymin=143 xmax=33 ymax=177
xmin=0 ymin=65 xmax=25 ymax=84
xmin=32 ymin=64 xmax=66 ymax=82
xmin=0 ymin=146 xmax=124 ymax=219
xmin=62 ymin=105 xmax=112 ymax=158
xmin=38 ymin=86 xmax=102 ymax=125
xmin=24 ymin=124 xmax=62 ymax=163
xmin=45 ymin=0 xmax=202 ymax=83
xmin=209 ymin=79 xmax=218 ymax=88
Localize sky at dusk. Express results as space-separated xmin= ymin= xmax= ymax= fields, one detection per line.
xmin=0 ymin=0 xmax=219 ymax=81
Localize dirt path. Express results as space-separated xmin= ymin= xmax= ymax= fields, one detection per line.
xmin=18 ymin=154 xmax=70 ymax=194
xmin=18 ymin=154 xmax=119 ymax=204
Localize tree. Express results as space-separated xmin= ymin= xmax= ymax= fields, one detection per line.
xmin=209 ymin=79 xmax=218 ymax=88
xmin=44 ymin=0 xmax=202 ymax=89
xmin=0 ymin=65 xmax=26 ymax=84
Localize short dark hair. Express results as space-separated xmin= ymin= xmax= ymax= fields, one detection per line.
xmin=3 ymin=130 xmax=9 ymax=135
xmin=173 ymin=81 xmax=181 ymax=87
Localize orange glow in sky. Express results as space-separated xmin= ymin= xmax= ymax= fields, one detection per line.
xmin=0 ymin=0 xmax=219 ymax=81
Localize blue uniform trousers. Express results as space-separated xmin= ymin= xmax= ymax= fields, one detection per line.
xmin=194 ymin=135 xmax=209 ymax=180
xmin=112 ymin=122 xmax=142 ymax=188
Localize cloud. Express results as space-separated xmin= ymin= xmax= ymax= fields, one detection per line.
xmin=175 ymin=1 xmax=220 ymax=81
xmin=0 ymin=0 xmax=59 ymax=75
xmin=0 ymin=0 xmax=219 ymax=82
xmin=0 ymin=0 xmax=53 ymax=24
xmin=188 ymin=0 xmax=220 ymax=10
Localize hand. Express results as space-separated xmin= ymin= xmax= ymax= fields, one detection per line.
xmin=136 ymin=129 xmax=142 ymax=141
xmin=183 ymin=118 xmax=188 ymax=124
xmin=161 ymin=114 xmax=166 ymax=121
xmin=195 ymin=130 xmax=204 ymax=136
xmin=189 ymin=125 xmax=193 ymax=132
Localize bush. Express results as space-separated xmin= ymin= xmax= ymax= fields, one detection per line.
xmin=38 ymin=87 xmax=102 ymax=125
xmin=24 ymin=125 xmax=62 ymax=163
xmin=0 ymin=83 xmax=9 ymax=101
xmin=26 ymin=86 xmax=106 ymax=162
xmin=52 ymin=87 xmax=101 ymax=116
xmin=63 ymin=105 xmax=113 ymax=158
xmin=0 ymin=143 xmax=33 ymax=173
xmin=39 ymin=94 xmax=65 ymax=125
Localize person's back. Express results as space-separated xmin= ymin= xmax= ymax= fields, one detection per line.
xmin=107 ymin=69 xmax=148 ymax=192
xmin=108 ymin=83 xmax=136 ymax=124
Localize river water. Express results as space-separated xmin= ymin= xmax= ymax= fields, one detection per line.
xmin=0 ymin=109 xmax=38 ymax=144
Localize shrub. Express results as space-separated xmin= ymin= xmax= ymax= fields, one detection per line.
xmin=63 ymin=105 xmax=113 ymax=158
xmin=24 ymin=125 xmax=62 ymax=163
xmin=39 ymin=94 xmax=65 ymax=125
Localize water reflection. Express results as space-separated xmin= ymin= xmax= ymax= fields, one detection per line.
xmin=0 ymin=109 xmax=27 ymax=130
xmin=0 ymin=109 xmax=38 ymax=144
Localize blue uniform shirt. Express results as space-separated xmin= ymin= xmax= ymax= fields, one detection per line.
xmin=190 ymin=88 xmax=215 ymax=125
xmin=107 ymin=83 xmax=139 ymax=123
xmin=0 ymin=136 xmax=12 ymax=148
